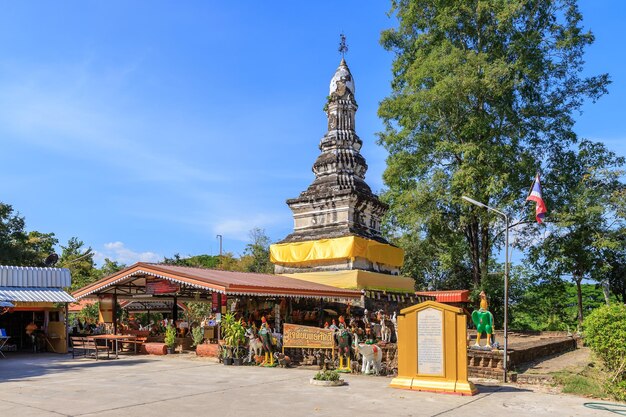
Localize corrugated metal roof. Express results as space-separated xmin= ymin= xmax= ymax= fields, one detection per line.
xmin=415 ymin=290 xmax=470 ymax=303
xmin=0 ymin=266 xmax=71 ymax=288
xmin=0 ymin=287 xmax=76 ymax=303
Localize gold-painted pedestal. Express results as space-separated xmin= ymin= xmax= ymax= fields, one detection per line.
xmin=390 ymin=301 xmax=478 ymax=396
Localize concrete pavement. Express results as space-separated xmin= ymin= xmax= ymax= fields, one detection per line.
xmin=0 ymin=353 xmax=612 ymax=417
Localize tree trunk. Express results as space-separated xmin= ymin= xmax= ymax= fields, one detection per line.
xmin=480 ymin=221 xmax=490 ymax=287
xmin=466 ymin=221 xmax=482 ymax=288
xmin=602 ymin=280 xmax=611 ymax=305
xmin=575 ymin=275 xmax=584 ymax=327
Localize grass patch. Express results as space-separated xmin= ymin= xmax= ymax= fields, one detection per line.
xmin=551 ymin=364 xmax=609 ymax=399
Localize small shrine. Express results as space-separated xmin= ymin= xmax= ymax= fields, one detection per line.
xmin=270 ymin=39 xmax=415 ymax=303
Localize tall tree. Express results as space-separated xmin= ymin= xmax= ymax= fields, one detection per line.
xmin=378 ymin=0 xmax=609 ymax=288
xmin=0 ymin=202 xmax=58 ymax=266
xmin=240 ymin=228 xmax=273 ymax=274
xmin=526 ymin=141 xmax=625 ymax=325
xmin=58 ymin=237 xmax=99 ymax=291
xmin=99 ymin=258 xmax=126 ymax=277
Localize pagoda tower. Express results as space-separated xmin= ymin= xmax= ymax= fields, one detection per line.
xmin=270 ymin=58 xmax=414 ymax=295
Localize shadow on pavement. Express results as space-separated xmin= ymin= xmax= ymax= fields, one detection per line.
xmin=0 ymin=352 xmax=153 ymax=383
xmin=474 ymin=384 xmax=534 ymax=394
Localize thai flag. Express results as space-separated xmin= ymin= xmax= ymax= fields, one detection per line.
xmin=526 ymin=174 xmax=547 ymax=223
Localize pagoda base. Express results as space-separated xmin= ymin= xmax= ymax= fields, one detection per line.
xmin=281 ymin=270 xmax=415 ymax=293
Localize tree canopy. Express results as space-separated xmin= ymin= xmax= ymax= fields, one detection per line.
xmin=378 ymin=0 xmax=610 ymax=290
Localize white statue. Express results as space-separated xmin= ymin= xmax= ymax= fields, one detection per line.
xmin=245 ymin=327 xmax=263 ymax=363
xmin=380 ymin=314 xmax=391 ymax=343
xmin=357 ymin=343 xmax=382 ymax=375
xmin=391 ymin=311 xmax=398 ymax=343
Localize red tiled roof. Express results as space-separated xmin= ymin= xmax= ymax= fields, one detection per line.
xmin=414 ymin=290 xmax=470 ymax=303
xmin=73 ymin=263 xmax=362 ymax=300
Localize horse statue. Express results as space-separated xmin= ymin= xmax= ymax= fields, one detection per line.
xmin=380 ymin=313 xmax=391 ymax=343
xmin=245 ymin=327 xmax=263 ymax=363
xmin=356 ymin=343 xmax=382 ymax=375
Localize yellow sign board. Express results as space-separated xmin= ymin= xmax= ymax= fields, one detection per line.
xmin=283 ymin=324 xmax=335 ymax=349
xmin=390 ymin=300 xmax=477 ymax=396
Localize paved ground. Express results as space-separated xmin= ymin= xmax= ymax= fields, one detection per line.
xmin=0 ymin=353 xmax=613 ymax=417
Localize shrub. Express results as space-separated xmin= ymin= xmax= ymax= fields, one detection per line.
xmin=191 ymin=326 xmax=204 ymax=347
xmin=313 ymin=370 xmax=340 ymax=382
xmin=164 ymin=325 xmax=177 ymax=349
xmin=583 ymin=303 xmax=626 ymax=401
xmin=584 ymin=304 xmax=626 ymax=371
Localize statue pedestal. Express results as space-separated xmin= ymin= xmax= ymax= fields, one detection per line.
xmin=390 ymin=301 xmax=478 ymax=396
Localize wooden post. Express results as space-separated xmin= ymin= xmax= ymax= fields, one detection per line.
xmin=112 ymin=294 xmax=118 ymax=335
xmin=173 ymin=296 xmax=178 ymax=323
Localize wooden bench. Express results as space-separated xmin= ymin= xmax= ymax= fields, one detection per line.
xmin=120 ymin=336 xmax=148 ymax=354
xmin=71 ymin=336 xmax=110 ymax=360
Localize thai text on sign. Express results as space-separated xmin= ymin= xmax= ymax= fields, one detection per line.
xmin=283 ymin=324 xmax=335 ymax=349
xmin=145 ymin=278 xmax=180 ymax=295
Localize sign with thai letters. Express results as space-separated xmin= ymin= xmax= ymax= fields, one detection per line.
xmin=283 ymin=324 xmax=335 ymax=349
xmin=145 ymin=278 xmax=180 ymax=295
xmin=417 ymin=307 xmax=444 ymax=376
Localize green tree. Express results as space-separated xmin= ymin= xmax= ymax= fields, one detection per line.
xmin=99 ymin=258 xmax=126 ymax=277
xmin=241 ymin=228 xmax=273 ymax=274
xmin=0 ymin=202 xmax=58 ymax=266
xmin=378 ymin=0 xmax=609 ymax=288
xmin=163 ymin=253 xmax=220 ymax=269
xmin=525 ymin=141 xmax=625 ymax=325
xmin=58 ymin=237 xmax=99 ymax=291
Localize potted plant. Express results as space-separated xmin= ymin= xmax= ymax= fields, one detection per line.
xmin=221 ymin=313 xmax=247 ymax=366
xmin=310 ymin=369 xmax=345 ymax=387
xmin=191 ymin=326 xmax=204 ymax=350
xmin=220 ymin=313 xmax=235 ymax=365
xmin=164 ymin=325 xmax=177 ymax=354
xmin=228 ymin=320 xmax=246 ymax=366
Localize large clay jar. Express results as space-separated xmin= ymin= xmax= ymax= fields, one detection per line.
xmin=196 ymin=343 xmax=220 ymax=357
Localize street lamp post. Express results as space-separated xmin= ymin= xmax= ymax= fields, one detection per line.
xmin=461 ymin=196 xmax=510 ymax=383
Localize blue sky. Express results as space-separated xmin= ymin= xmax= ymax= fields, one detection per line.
xmin=1 ymin=1 xmax=624 ymax=266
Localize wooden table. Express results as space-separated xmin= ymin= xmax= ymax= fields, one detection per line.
xmin=89 ymin=335 xmax=137 ymax=359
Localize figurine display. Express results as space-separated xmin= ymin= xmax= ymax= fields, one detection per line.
xmin=258 ymin=316 xmax=275 ymax=366
xmin=245 ymin=326 xmax=263 ymax=363
xmin=471 ymin=291 xmax=495 ymax=349
xmin=335 ymin=316 xmax=352 ymax=372
xmin=356 ymin=343 xmax=382 ymax=375
xmin=380 ymin=313 xmax=391 ymax=343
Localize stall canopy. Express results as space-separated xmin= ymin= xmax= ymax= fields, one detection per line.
xmin=0 ymin=265 xmax=75 ymax=303
xmin=72 ymin=263 xmax=362 ymax=301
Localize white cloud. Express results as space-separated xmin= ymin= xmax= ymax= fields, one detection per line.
xmin=94 ymin=241 xmax=161 ymax=266
xmin=213 ymin=213 xmax=283 ymax=242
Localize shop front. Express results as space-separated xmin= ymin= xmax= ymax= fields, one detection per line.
xmin=0 ymin=266 xmax=75 ymax=354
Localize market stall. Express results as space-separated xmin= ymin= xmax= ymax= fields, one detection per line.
xmin=0 ymin=265 xmax=75 ymax=354
xmin=72 ymin=262 xmax=362 ymax=348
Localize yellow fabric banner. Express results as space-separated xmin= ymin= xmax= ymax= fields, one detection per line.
xmin=269 ymin=236 xmax=404 ymax=267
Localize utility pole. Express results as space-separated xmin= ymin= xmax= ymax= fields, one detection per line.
xmin=216 ymin=235 xmax=223 ymax=257
xmin=462 ymin=196 xmax=510 ymax=383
